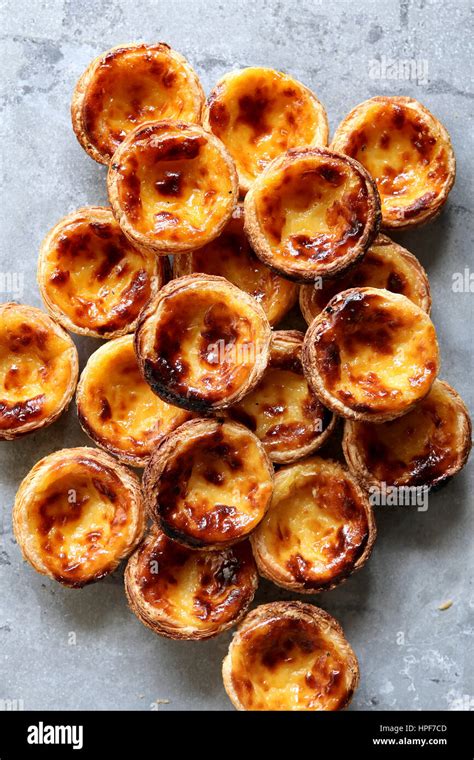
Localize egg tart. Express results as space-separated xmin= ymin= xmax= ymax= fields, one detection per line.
xmin=38 ymin=207 xmax=165 ymax=339
xmin=0 ymin=303 xmax=78 ymax=440
xmin=173 ymin=205 xmax=298 ymax=326
xmin=302 ymin=287 xmax=439 ymax=422
xmin=202 ymin=67 xmax=329 ymax=194
xmin=76 ymin=335 xmax=193 ymax=467
xmin=107 ymin=121 xmax=238 ymax=255
xmin=343 ymin=380 xmax=472 ymax=491
xmin=143 ymin=419 xmax=273 ymax=550
xmin=71 ymin=43 xmax=204 ymax=165
xmin=135 ymin=274 xmax=271 ymax=412
xmin=251 ymin=456 xmax=375 ymax=593
xmin=227 ymin=331 xmax=335 ymax=463
xmin=125 ymin=527 xmax=258 ymax=640
xmin=244 ymin=147 xmax=380 ymax=282
xmin=222 ymin=601 xmax=359 ymax=711
xmin=300 ymin=234 xmax=431 ymax=324
xmin=13 ymin=447 xmax=145 ymax=587
xmin=331 ymin=96 xmax=455 ymax=229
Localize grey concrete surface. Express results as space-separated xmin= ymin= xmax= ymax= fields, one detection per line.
xmin=0 ymin=0 xmax=473 ymax=711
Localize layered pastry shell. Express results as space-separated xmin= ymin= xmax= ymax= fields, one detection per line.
xmin=0 ymin=303 xmax=78 ymax=440
xmin=125 ymin=527 xmax=258 ymax=640
xmin=71 ymin=42 xmax=204 ymax=165
xmin=302 ymin=287 xmax=439 ymax=422
xmin=107 ymin=120 xmax=238 ymax=254
xmin=300 ymin=233 xmax=431 ymax=324
xmin=330 ymin=96 xmax=456 ymax=229
xmin=13 ymin=447 xmax=145 ymax=587
xmin=143 ymin=418 xmax=274 ymax=550
xmin=135 ymin=273 xmax=272 ymax=412
xmin=251 ymin=456 xmax=376 ymax=593
xmin=244 ymin=147 xmax=381 ymax=282
xmin=222 ymin=601 xmax=359 ymax=711
xmin=173 ymin=205 xmax=298 ymax=326
xmin=76 ymin=335 xmax=193 ymax=467
xmin=227 ymin=330 xmax=336 ymax=463
xmin=202 ymin=67 xmax=329 ymax=194
xmin=38 ymin=206 xmax=166 ymax=338
xmin=343 ymin=379 xmax=472 ymax=490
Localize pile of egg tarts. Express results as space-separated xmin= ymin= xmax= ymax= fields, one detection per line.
xmin=3 ymin=42 xmax=471 ymax=712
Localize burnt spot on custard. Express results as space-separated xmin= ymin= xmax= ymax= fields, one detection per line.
xmin=137 ymin=531 xmax=255 ymax=624
xmin=0 ymin=395 xmax=46 ymax=430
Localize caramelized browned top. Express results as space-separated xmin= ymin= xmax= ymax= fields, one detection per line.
xmin=134 ymin=529 xmax=256 ymax=631
xmin=81 ymin=44 xmax=203 ymax=161
xmin=41 ymin=209 xmax=157 ymax=335
xmin=141 ymin=278 xmax=269 ymax=408
xmin=347 ymin=380 xmax=471 ymax=487
xmin=230 ymin=612 xmax=354 ymax=710
xmin=152 ymin=423 xmax=273 ymax=548
xmin=111 ymin=122 xmax=236 ymax=249
xmin=300 ymin=235 xmax=430 ymax=322
xmin=25 ymin=454 xmax=136 ymax=586
xmin=253 ymin=150 xmax=374 ymax=276
xmin=0 ymin=304 xmax=76 ymax=434
xmin=228 ymin=334 xmax=332 ymax=458
xmin=205 ymin=67 xmax=327 ymax=187
xmin=253 ymin=457 xmax=370 ymax=589
xmin=332 ymin=98 xmax=453 ymax=225
xmin=173 ymin=208 xmax=298 ymax=326
xmin=312 ymin=288 xmax=438 ymax=416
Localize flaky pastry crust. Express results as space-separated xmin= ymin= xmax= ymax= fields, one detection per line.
xmin=125 ymin=527 xmax=258 ymax=640
xmin=251 ymin=456 xmax=376 ymax=593
xmin=227 ymin=330 xmax=336 ymax=463
xmin=222 ymin=601 xmax=359 ymax=711
xmin=244 ymin=147 xmax=381 ymax=282
xmin=302 ymin=287 xmax=439 ymax=422
xmin=135 ymin=273 xmax=272 ymax=412
xmin=107 ymin=120 xmax=238 ymax=254
xmin=38 ymin=206 xmax=165 ymax=338
xmin=143 ymin=418 xmax=274 ymax=550
xmin=0 ymin=303 xmax=78 ymax=440
xmin=202 ymin=67 xmax=329 ymax=194
xmin=330 ymin=96 xmax=455 ymax=229
xmin=299 ymin=233 xmax=431 ymax=324
xmin=76 ymin=335 xmax=193 ymax=467
xmin=172 ymin=205 xmax=298 ymax=326
xmin=71 ymin=43 xmax=204 ymax=164
xmin=13 ymin=447 xmax=145 ymax=587
xmin=343 ymin=379 xmax=472 ymax=490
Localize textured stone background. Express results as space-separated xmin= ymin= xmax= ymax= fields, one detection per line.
xmin=0 ymin=0 xmax=472 ymax=711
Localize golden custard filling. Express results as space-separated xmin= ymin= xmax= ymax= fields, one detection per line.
xmin=301 ymin=235 xmax=430 ymax=322
xmin=254 ymin=459 xmax=369 ymax=588
xmin=230 ymin=616 xmax=353 ymax=710
xmin=78 ymin=336 xmax=191 ymax=463
xmin=315 ymin=289 xmax=439 ymax=415
xmin=144 ymin=285 xmax=268 ymax=405
xmin=346 ymin=380 xmax=470 ymax=487
xmin=156 ymin=425 xmax=273 ymax=546
xmin=255 ymin=153 xmax=370 ymax=266
xmin=134 ymin=530 xmax=256 ymax=631
xmin=205 ymin=67 xmax=327 ymax=187
xmin=113 ymin=123 xmax=236 ymax=247
xmin=24 ymin=457 xmax=136 ymax=586
xmin=40 ymin=210 xmax=158 ymax=335
xmin=81 ymin=44 xmax=203 ymax=161
xmin=174 ymin=208 xmax=298 ymax=326
xmin=0 ymin=306 xmax=76 ymax=432
xmin=335 ymin=101 xmax=452 ymax=221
